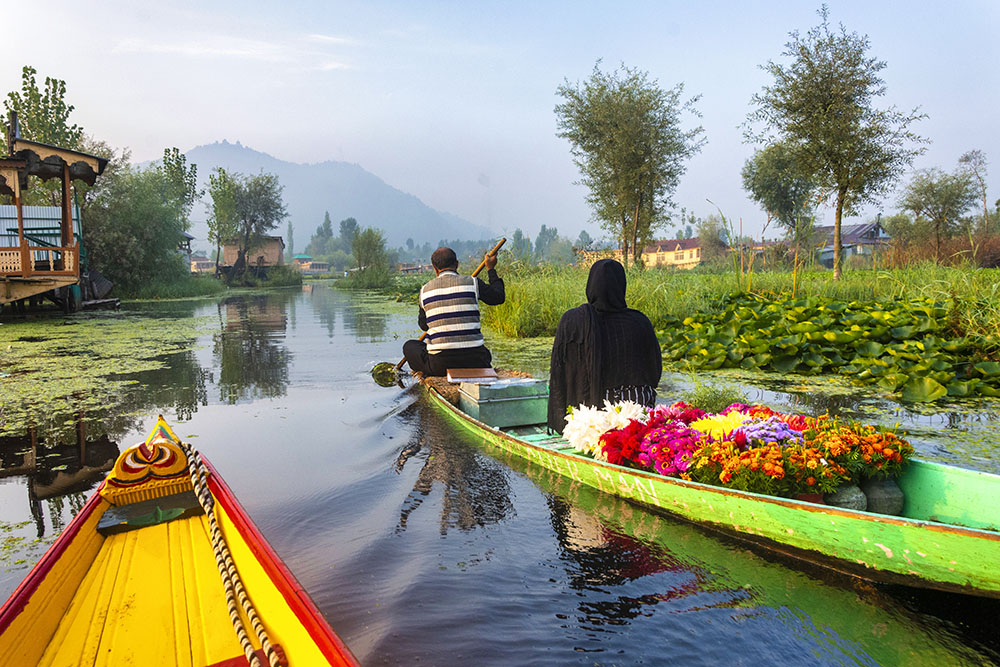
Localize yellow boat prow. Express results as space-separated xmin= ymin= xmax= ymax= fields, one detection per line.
xmin=0 ymin=416 xmax=357 ymax=666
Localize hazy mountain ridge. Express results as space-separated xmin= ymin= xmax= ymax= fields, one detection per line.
xmin=183 ymin=141 xmax=495 ymax=251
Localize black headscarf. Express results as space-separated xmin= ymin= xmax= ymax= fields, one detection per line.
xmin=585 ymin=259 xmax=627 ymax=313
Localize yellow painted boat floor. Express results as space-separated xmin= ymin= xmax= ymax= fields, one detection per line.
xmin=39 ymin=514 xmax=257 ymax=667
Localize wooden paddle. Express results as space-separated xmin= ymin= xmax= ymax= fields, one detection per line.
xmin=371 ymin=238 xmax=506 ymax=386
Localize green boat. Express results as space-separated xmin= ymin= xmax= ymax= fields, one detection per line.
xmin=421 ymin=376 xmax=1000 ymax=599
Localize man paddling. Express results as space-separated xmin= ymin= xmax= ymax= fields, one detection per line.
xmin=402 ymin=246 xmax=505 ymax=376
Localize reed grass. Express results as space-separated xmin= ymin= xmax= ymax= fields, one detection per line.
xmin=480 ymin=263 xmax=1000 ymax=344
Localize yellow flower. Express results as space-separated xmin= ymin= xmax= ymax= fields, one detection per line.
xmin=690 ymin=411 xmax=748 ymax=441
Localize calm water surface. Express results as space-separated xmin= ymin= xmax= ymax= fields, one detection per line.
xmin=2 ymin=286 xmax=999 ymax=665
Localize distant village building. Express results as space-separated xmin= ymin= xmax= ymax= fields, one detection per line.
xmin=190 ymin=252 xmax=214 ymax=274
xmin=222 ymin=236 xmax=285 ymax=270
xmin=398 ymin=262 xmax=433 ymax=274
xmin=814 ymin=222 xmax=889 ymax=268
xmin=641 ymin=238 xmax=702 ymax=269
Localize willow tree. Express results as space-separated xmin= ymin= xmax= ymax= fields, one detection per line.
xmin=745 ymin=6 xmax=926 ymax=279
xmin=555 ymin=62 xmax=704 ymax=266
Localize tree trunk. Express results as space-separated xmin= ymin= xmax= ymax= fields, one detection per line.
xmin=833 ymin=187 xmax=847 ymax=280
xmin=631 ymin=195 xmax=642 ymax=267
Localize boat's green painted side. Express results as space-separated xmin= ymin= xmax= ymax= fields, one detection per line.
xmin=426 ymin=385 xmax=1000 ymax=598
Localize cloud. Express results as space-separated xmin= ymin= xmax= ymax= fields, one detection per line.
xmin=113 ymin=36 xmax=293 ymax=62
xmin=307 ymin=33 xmax=359 ymax=46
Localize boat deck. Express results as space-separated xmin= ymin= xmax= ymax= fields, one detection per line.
xmin=39 ymin=513 xmax=259 ymax=666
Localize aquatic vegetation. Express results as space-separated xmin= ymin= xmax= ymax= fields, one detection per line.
xmin=0 ymin=311 xmax=213 ymax=440
xmin=660 ymin=292 xmax=1000 ymax=402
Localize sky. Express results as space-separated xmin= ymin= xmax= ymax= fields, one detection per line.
xmin=3 ymin=0 xmax=998 ymax=243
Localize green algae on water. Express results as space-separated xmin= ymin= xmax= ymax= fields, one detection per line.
xmin=0 ymin=312 xmax=213 ymax=440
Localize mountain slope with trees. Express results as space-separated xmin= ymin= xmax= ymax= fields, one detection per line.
xmin=185 ymin=141 xmax=494 ymax=251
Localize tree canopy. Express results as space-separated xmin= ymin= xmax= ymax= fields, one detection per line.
xmin=228 ymin=171 xmax=288 ymax=282
xmin=741 ymin=141 xmax=817 ymax=232
xmin=745 ymin=6 xmax=926 ymax=278
xmin=897 ymin=168 xmax=977 ymax=261
xmin=555 ymin=62 xmax=705 ymax=265
xmin=4 ymin=65 xmax=85 ymax=205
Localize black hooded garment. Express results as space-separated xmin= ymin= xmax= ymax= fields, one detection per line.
xmin=546 ymin=259 xmax=662 ymax=434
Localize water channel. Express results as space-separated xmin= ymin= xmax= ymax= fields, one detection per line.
xmin=1 ymin=285 xmax=999 ymax=665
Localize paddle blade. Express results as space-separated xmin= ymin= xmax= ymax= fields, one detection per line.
xmin=372 ymin=362 xmax=404 ymax=387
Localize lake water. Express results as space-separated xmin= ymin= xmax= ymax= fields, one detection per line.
xmin=1 ymin=285 xmax=999 ymax=665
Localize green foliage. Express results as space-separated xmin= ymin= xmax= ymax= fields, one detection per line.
xmin=229 ymin=171 xmax=288 ymax=283
xmin=741 ymin=141 xmax=817 ymax=234
xmin=555 ymin=61 xmax=705 ymax=265
xmin=159 ymin=147 xmax=200 ymax=229
xmin=4 ymin=65 xmax=82 ymax=148
xmin=746 ymin=6 xmax=926 ymax=278
xmin=897 ymin=167 xmax=978 ymax=260
xmin=350 ymin=226 xmax=391 ymax=288
xmin=260 ymin=264 xmax=303 ymax=287
xmin=120 ymin=274 xmax=226 ymax=300
xmin=4 ymin=65 xmax=83 ymax=205
xmin=84 ymin=164 xmax=192 ymax=292
xmin=682 ymin=380 xmax=748 ymax=414
xmin=207 ymin=167 xmax=238 ymax=268
xmin=660 ymin=292 xmax=1000 ymax=402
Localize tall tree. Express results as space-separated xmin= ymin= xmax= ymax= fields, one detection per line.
xmin=745 ymin=6 xmax=926 ymax=279
xmin=959 ymin=150 xmax=990 ymax=235
xmin=158 ymin=147 xmax=199 ymax=230
xmin=534 ymin=224 xmax=558 ymax=260
xmin=509 ymin=228 xmax=533 ymax=262
xmin=575 ymin=229 xmax=593 ymax=250
xmin=897 ymin=168 xmax=977 ymax=262
xmin=555 ymin=62 xmax=705 ymax=265
xmin=207 ymin=168 xmax=239 ymax=274
xmin=351 ymin=226 xmax=391 ymax=287
xmin=285 ymin=220 xmax=294 ymax=260
xmin=695 ymin=215 xmax=729 ymax=263
xmin=741 ymin=141 xmax=817 ymax=231
xmin=4 ymin=65 xmax=84 ymax=205
xmin=339 ymin=216 xmax=358 ymax=253
xmin=231 ymin=172 xmax=288 ymax=281
xmin=85 ymin=165 xmax=190 ymax=291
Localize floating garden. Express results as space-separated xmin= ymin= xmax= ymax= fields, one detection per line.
xmin=658 ymin=293 xmax=1000 ymax=402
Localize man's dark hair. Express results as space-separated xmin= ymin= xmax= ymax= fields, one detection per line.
xmin=431 ymin=247 xmax=459 ymax=270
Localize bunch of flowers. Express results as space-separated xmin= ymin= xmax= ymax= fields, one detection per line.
xmin=649 ymin=401 xmax=706 ymax=425
xmin=638 ymin=423 xmax=703 ymax=476
xmin=560 ymin=399 xmax=913 ymax=499
xmin=733 ymin=416 xmax=804 ymax=449
xmin=806 ymin=418 xmax=913 ymax=481
xmin=563 ymin=400 xmax=648 ymax=459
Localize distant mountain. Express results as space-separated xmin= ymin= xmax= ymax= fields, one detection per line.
xmin=183 ymin=141 xmax=495 ymax=251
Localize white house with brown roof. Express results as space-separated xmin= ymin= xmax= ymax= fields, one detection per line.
xmin=641 ymin=238 xmax=702 ymax=269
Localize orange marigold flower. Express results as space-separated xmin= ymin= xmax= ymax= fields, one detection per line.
xmin=806 ymin=476 xmax=816 ymax=486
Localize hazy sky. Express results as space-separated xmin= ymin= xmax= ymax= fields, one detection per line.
xmin=3 ymin=1 xmax=998 ymax=242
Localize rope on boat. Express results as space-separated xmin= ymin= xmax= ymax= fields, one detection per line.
xmin=181 ymin=442 xmax=283 ymax=667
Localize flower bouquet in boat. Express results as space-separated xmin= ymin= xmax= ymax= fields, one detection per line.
xmin=562 ymin=400 xmax=914 ymax=505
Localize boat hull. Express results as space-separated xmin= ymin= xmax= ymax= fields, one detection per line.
xmin=426 ymin=385 xmax=1000 ymax=598
xmin=0 ymin=421 xmax=358 ymax=666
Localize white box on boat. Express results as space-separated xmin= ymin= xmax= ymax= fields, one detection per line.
xmin=458 ymin=378 xmax=548 ymax=428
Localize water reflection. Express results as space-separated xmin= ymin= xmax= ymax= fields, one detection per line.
xmin=0 ymin=427 xmax=118 ymax=538
xmin=502 ymin=450 xmax=1000 ymax=665
xmin=394 ymin=401 xmax=514 ymax=534
xmin=215 ymin=294 xmax=291 ymax=403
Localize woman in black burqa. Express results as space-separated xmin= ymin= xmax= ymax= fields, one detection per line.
xmin=547 ymin=259 xmax=662 ymax=434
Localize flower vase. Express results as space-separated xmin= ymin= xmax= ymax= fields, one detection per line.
xmin=824 ymin=483 xmax=867 ymax=511
xmin=793 ymin=492 xmax=824 ymax=504
xmin=861 ymin=477 xmax=904 ymax=516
